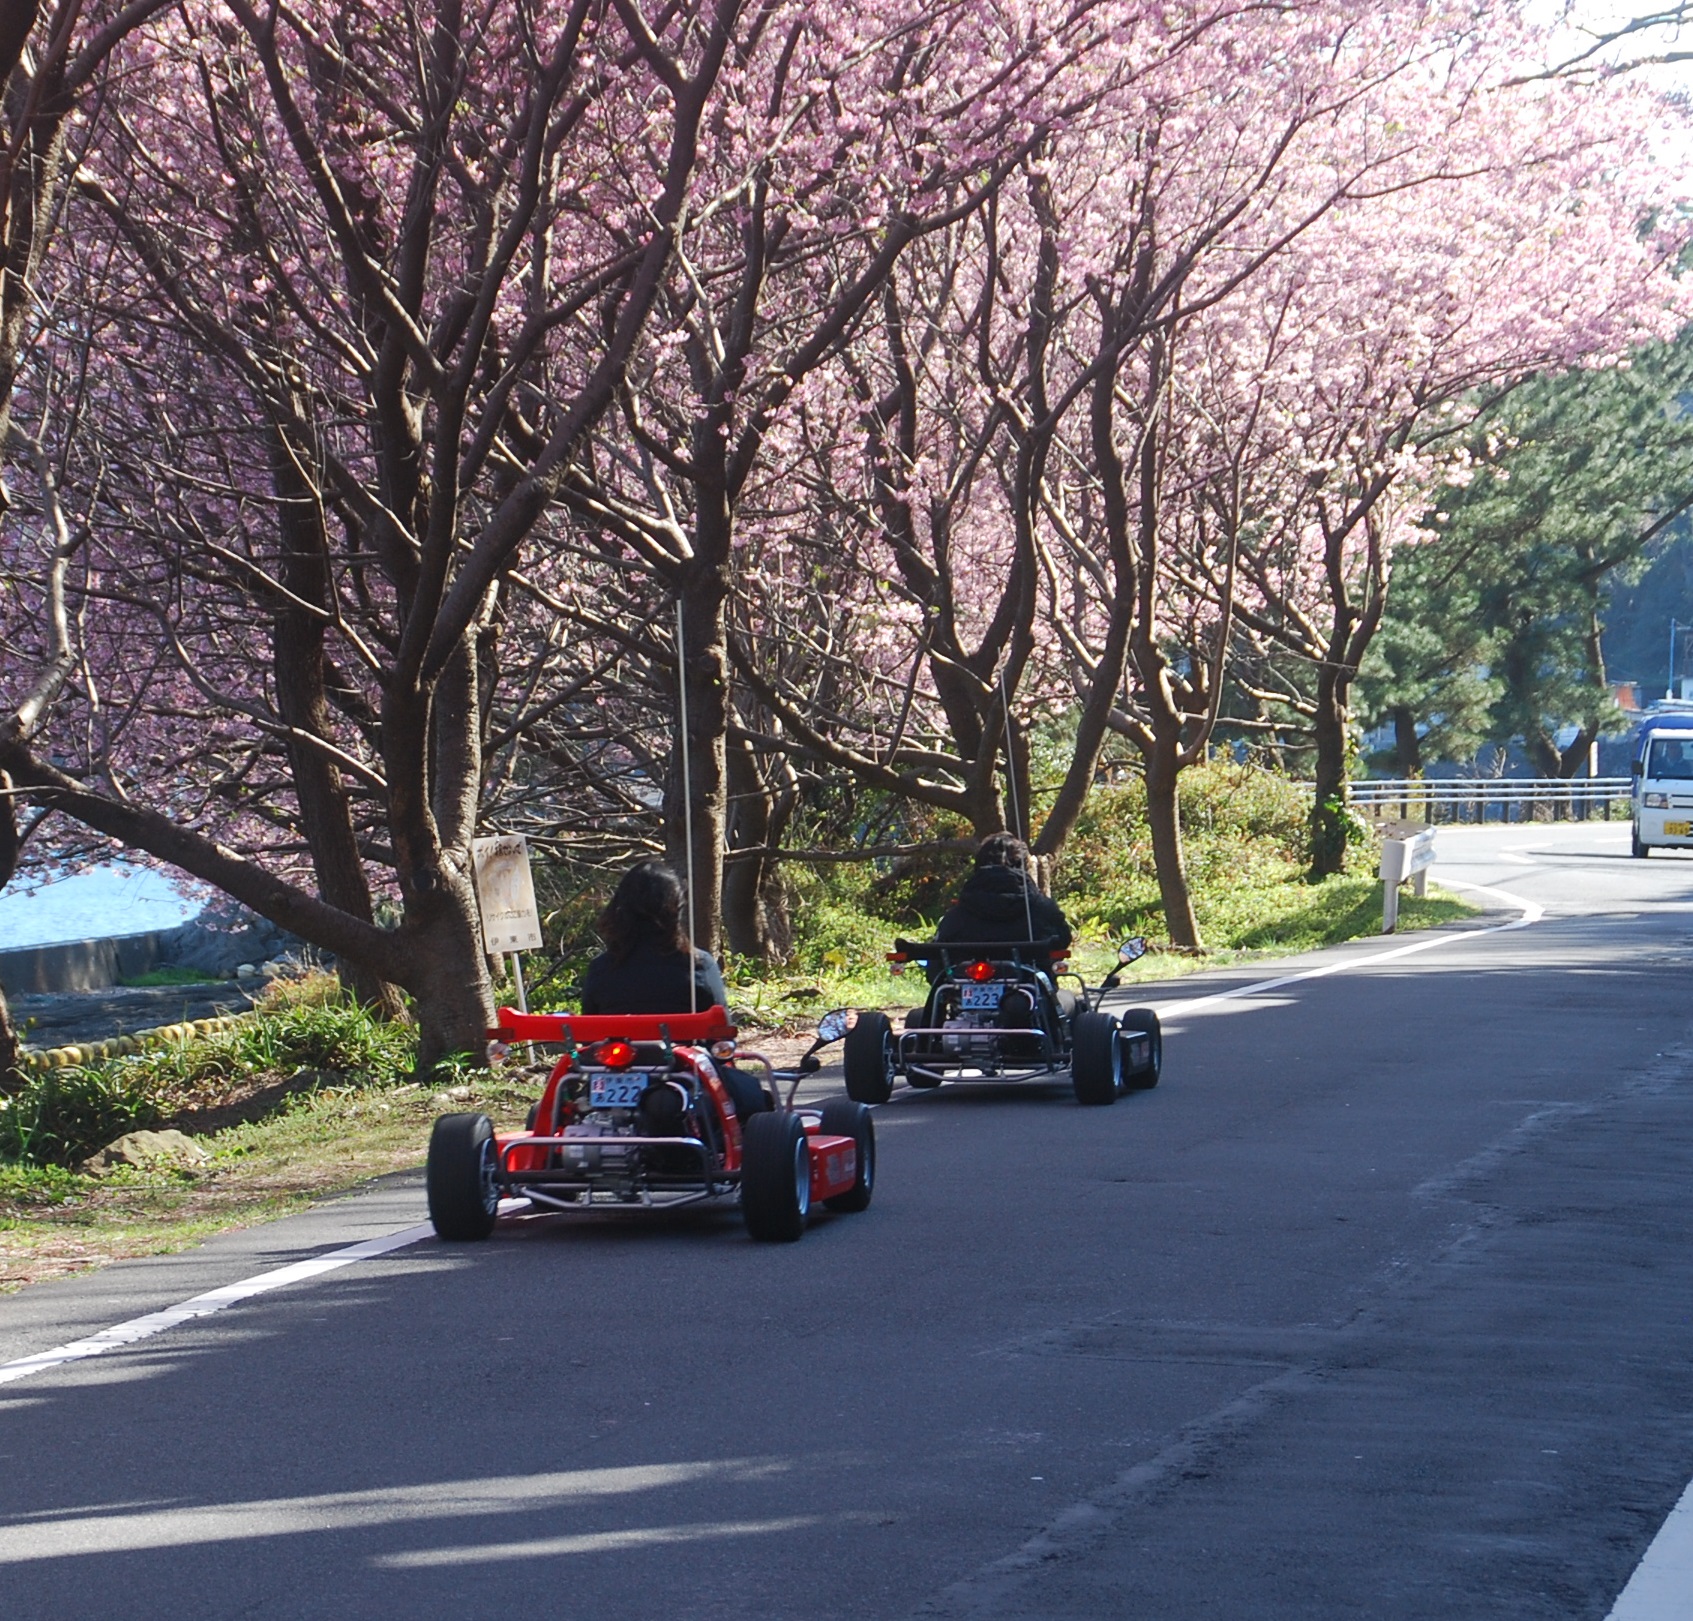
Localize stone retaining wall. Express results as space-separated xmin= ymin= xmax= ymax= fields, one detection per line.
xmin=0 ymin=932 xmax=166 ymax=997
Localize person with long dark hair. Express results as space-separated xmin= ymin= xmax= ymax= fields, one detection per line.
xmin=579 ymin=860 xmax=769 ymax=1120
xmin=580 ymin=860 xmax=726 ymax=1015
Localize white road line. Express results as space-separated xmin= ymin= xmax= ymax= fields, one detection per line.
xmin=0 ymin=1223 xmax=434 ymax=1389
xmin=1151 ymin=879 xmax=1543 ymax=1021
xmin=1607 ymin=1476 xmax=1693 ymax=1619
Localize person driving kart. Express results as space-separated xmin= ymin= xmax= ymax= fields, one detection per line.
xmin=580 ymin=860 xmax=771 ymax=1123
xmin=934 ymin=833 xmax=1076 ymax=1017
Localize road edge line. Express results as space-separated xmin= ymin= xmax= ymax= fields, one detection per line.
xmin=1150 ymin=879 xmax=1543 ymax=1021
xmin=1606 ymin=1474 xmax=1693 ymax=1619
xmin=0 ymin=1222 xmax=435 ymax=1388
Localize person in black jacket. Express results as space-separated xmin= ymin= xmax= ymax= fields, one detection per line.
xmin=934 ymin=833 xmax=1072 ymax=954
xmin=580 ymin=860 xmax=726 ymax=1016
xmin=579 ymin=861 xmax=769 ymax=1121
xmin=934 ymin=834 xmax=1076 ymax=1023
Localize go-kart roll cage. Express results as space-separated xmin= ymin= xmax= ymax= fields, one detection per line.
xmin=887 ymin=937 xmax=1078 ymax=1078
xmin=484 ymin=1005 xmax=742 ymax=1209
xmin=481 ymin=1005 xmax=849 ymax=1211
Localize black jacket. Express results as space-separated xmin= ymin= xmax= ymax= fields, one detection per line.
xmin=934 ymin=865 xmax=1072 ymax=952
xmin=579 ymin=938 xmax=729 ymax=1016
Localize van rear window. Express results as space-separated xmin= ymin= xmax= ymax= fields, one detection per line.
xmin=1647 ymin=737 xmax=1693 ymax=779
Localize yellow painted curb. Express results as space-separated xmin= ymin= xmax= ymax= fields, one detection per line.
xmin=18 ymin=1011 xmax=254 ymax=1074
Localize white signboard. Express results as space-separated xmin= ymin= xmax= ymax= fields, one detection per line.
xmin=472 ymin=835 xmax=544 ymax=954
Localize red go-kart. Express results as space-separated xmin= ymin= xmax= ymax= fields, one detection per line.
xmin=425 ymin=1006 xmax=872 ymax=1244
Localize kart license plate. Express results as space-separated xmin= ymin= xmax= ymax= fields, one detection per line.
xmin=1667 ymin=820 xmax=1691 ymax=836
xmin=959 ymin=983 xmax=1003 ymax=1011
xmin=587 ymin=1071 xmax=649 ymax=1109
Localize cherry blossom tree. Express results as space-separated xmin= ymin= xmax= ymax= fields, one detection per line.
xmin=0 ymin=0 xmax=184 ymax=1090
xmin=0 ymin=0 xmax=747 ymax=1066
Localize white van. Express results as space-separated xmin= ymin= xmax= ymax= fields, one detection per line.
xmin=1631 ymin=718 xmax=1693 ymax=856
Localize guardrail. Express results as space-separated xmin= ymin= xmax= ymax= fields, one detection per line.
xmin=1335 ymin=777 xmax=1632 ymax=824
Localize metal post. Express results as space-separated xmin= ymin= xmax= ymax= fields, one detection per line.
xmin=512 ymin=951 xmax=529 ymax=1015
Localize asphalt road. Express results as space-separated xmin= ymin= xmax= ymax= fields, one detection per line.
xmin=4 ymin=820 xmax=1693 ymax=1619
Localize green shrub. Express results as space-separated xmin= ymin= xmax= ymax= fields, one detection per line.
xmin=1 ymin=985 xmax=418 ymax=1168
xmin=0 ymin=1067 xmax=159 ymax=1166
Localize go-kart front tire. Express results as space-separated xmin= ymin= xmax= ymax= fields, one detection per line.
xmin=1118 ymin=1007 xmax=1162 ymax=1090
xmin=741 ymin=1111 xmax=811 ymax=1242
xmin=844 ymin=1010 xmax=896 ymax=1105
xmin=1071 ymin=1011 xmax=1121 ymax=1106
xmin=819 ymin=1099 xmax=876 ymax=1213
xmin=427 ymin=1112 xmax=499 ymax=1241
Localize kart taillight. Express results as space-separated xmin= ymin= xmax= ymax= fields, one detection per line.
xmin=966 ymin=959 xmax=995 ymax=982
xmin=597 ymin=1039 xmax=636 ymax=1068
xmin=886 ymin=951 xmax=908 ymax=963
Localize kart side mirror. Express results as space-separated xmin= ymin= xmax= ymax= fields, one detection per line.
xmin=1117 ymin=937 xmax=1148 ymax=966
xmin=815 ymin=1008 xmax=852 ymax=1045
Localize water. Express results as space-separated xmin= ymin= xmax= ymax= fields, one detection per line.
xmin=0 ymin=865 xmax=202 ymax=950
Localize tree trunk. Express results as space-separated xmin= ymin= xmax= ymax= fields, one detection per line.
xmin=400 ymin=876 xmax=497 ymax=1071
xmin=1145 ymin=731 xmax=1202 ymax=951
xmin=381 ymin=665 xmax=495 ymax=1073
xmin=1391 ymin=707 xmax=1422 ymax=777
xmin=1310 ymin=664 xmax=1352 ymax=877
xmin=723 ymin=735 xmax=794 ymax=962
xmin=0 ymin=773 xmax=20 ymax=1096
xmin=0 ymin=985 xmax=18 ymax=1098
xmin=269 ymin=418 xmax=406 ymax=1019
xmin=668 ymin=565 xmax=731 ymax=953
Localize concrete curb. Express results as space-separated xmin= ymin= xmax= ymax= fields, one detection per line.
xmin=18 ymin=1012 xmax=255 ymax=1074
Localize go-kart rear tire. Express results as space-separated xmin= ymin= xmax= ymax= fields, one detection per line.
xmin=1118 ymin=1007 xmax=1162 ymax=1089
xmin=819 ymin=1099 xmax=876 ymax=1213
xmin=844 ymin=1010 xmax=896 ymax=1104
xmin=903 ymin=1008 xmax=943 ymax=1088
xmin=1071 ymin=1011 xmax=1121 ymax=1106
xmin=427 ymin=1112 xmax=499 ymax=1241
xmin=741 ymin=1111 xmax=811 ymax=1242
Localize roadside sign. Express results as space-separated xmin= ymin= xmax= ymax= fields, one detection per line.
xmin=471 ymin=835 xmax=544 ymax=954
xmin=1380 ymin=827 xmax=1436 ymax=934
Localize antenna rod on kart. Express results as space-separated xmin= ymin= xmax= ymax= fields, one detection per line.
xmin=676 ymin=597 xmax=698 ymax=1013
xmin=999 ymin=667 xmax=1037 ymax=944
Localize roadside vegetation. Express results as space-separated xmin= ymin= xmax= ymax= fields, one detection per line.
xmin=532 ymin=765 xmax=1475 ymax=1017
xmin=0 ymin=764 xmax=1474 ymax=1293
